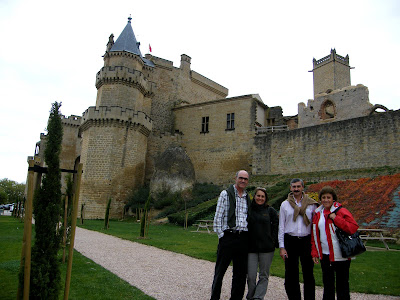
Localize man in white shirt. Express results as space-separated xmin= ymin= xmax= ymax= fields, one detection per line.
xmin=278 ymin=178 xmax=318 ymax=300
xmin=210 ymin=170 xmax=251 ymax=300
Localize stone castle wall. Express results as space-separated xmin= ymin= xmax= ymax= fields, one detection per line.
xmin=298 ymin=85 xmax=373 ymax=128
xmin=253 ymin=110 xmax=400 ymax=175
xmin=78 ymin=106 xmax=152 ymax=218
xmin=174 ymin=95 xmax=259 ymax=184
xmin=144 ymin=54 xmax=228 ymax=134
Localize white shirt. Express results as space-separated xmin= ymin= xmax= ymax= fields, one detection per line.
xmin=278 ymin=198 xmax=317 ymax=248
xmin=318 ymin=213 xmax=330 ymax=255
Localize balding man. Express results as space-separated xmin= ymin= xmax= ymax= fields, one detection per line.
xmin=210 ymin=170 xmax=251 ymax=300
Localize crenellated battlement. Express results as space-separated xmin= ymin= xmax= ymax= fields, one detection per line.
xmin=81 ymin=106 xmax=152 ymax=134
xmin=313 ymin=48 xmax=349 ymax=68
xmin=61 ymin=115 xmax=82 ymax=127
xmin=96 ymin=66 xmax=155 ymax=96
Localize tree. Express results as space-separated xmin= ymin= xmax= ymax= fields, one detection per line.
xmin=140 ymin=194 xmax=151 ymax=238
xmin=0 ymin=178 xmax=25 ymax=205
xmin=28 ymin=102 xmax=63 ymax=299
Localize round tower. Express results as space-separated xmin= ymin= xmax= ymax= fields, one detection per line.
xmin=79 ymin=17 xmax=154 ymax=219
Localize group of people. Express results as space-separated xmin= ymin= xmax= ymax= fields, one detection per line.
xmin=210 ymin=170 xmax=359 ymax=300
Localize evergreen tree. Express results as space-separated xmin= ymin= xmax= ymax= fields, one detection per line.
xmin=29 ymin=102 xmax=63 ymax=299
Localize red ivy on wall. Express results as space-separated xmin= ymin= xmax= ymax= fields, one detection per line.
xmin=306 ymin=174 xmax=400 ymax=226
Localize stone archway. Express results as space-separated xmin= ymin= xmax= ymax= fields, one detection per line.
xmin=369 ymin=104 xmax=389 ymax=115
xmin=319 ymin=99 xmax=336 ymax=120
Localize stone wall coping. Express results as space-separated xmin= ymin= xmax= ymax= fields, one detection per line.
xmin=172 ymin=94 xmax=265 ymax=110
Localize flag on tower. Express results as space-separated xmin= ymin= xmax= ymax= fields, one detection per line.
xmin=149 ymin=44 xmax=152 ymax=53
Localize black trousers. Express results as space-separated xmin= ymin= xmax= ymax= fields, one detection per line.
xmin=210 ymin=231 xmax=248 ymax=300
xmin=320 ymin=254 xmax=351 ymax=300
xmin=284 ymin=234 xmax=315 ymax=300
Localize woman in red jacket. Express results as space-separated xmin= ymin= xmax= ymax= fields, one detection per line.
xmin=311 ymin=186 xmax=359 ymax=300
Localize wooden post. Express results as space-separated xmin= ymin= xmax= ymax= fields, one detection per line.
xmin=17 ymin=159 xmax=35 ymax=300
xmin=63 ymin=163 xmax=83 ymax=300
xmin=62 ymin=195 xmax=69 ymax=264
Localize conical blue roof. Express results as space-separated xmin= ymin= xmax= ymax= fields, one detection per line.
xmin=110 ymin=16 xmax=143 ymax=57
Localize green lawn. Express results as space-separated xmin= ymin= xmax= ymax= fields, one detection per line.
xmin=1 ymin=216 xmax=399 ymax=298
xmin=79 ymin=218 xmax=400 ymax=296
xmin=0 ymin=216 xmax=154 ymax=300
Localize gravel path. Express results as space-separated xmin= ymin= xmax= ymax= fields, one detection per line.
xmin=74 ymin=227 xmax=399 ymax=300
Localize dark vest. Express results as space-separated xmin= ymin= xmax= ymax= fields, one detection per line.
xmin=226 ymin=184 xmax=251 ymax=228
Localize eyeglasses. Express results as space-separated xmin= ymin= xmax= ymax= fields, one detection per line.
xmin=238 ymin=177 xmax=249 ymax=181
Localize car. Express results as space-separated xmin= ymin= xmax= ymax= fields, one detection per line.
xmin=3 ymin=204 xmax=14 ymax=211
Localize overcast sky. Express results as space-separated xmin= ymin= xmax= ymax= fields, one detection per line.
xmin=0 ymin=0 xmax=399 ymax=184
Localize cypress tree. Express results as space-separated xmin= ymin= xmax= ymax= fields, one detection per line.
xmin=29 ymin=102 xmax=63 ymax=299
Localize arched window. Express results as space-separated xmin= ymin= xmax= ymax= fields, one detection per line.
xmin=320 ymin=100 xmax=336 ymax=120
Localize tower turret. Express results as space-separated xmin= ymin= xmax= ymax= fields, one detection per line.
xmin=95 ymin=16 xmax=154 ymax=110
xmin=78 ymin=16 xmax=154 ymax=218
xmin=311 ymin=49 xmax=352 ymax=96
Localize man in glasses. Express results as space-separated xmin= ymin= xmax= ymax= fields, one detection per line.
xmin=210 ymin=170 xmax=251 ymax=300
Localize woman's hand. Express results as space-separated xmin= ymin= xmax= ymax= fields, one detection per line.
xmin=329 ymin=213 xmax=336 ymax=220
xmin=312 ymin=257 xmax=320 ymax=264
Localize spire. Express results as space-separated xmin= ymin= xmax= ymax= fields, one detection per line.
xmin=110 ymin=16 xmax=142 ymax=57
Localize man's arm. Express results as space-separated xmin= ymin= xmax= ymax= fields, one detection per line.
xmin=213 ymin=190 xmax=227 ymax=238
xmin=278 ymin=201 xmax=288 ymax=260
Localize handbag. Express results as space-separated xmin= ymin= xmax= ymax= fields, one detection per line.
xmin=332 ymin=207 xmax=366 ymax=258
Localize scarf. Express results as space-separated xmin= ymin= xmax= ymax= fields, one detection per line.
xmin=288 ymin=192 xmax=318 ymax=226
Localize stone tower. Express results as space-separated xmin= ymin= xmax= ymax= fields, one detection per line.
xmin=311 ymin=48 xmax=351 ymax=96
xmin=78 ymin=16 xmax=154 ymax=218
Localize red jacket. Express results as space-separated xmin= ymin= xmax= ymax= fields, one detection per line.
xmin=311 ymin=202 xmax=359 ymax=261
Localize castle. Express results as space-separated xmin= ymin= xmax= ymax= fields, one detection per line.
xmin=32 ymin=17 xmax=400 ymax=219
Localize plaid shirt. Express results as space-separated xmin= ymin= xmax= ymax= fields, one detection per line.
xmin=213 ymin=185 xmax=249 ymax=238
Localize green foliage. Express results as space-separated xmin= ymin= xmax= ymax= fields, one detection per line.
xmin=154 ymin=183 xmax=221 ymax=220
xmin=104 ymin=198 xmax=112 ymax=229
xmin=62 ymin=175 xmax=74 ymax=252
xmin=140 ymin=195 xmax=151 ymax=237
xmin=0 ymin=217 xmax=155 ymax=300
xmin=0 ymin=178 xmax=25 ymax=205
xmin=153 ymin=190 xmax=180 ymax=210
xmin=28 ymin=102 xmax=63 ymax=300
xmin=190 ymin=182 xmax=221 ymax=205
xmin=167 ymin=198 xmax=218 ymax=226
xmin=266 ymin=180 xmax=291 ymax=210
xmin=124 ymin=185 xmax=150 ymax=212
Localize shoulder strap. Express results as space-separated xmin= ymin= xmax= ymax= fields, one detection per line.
xmin=333 ymin=206 xmax=342 ymax=214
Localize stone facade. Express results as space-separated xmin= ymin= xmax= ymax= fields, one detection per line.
xmin=31 ymin=19 xmax=399 ymax=219
xmin=253 ymin=110 xmax=400 ymax=175
xmin=312 ymin=48 xmax=351 ymax=96
xmin=173 ymin=95 xmax=266 ymax=184
xmin=298 ymin=84 xmax=373 ymax=128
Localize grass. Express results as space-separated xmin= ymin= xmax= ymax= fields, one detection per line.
xmin=79 ymin=218 xmax=400 ymax=296
xmin=2 ymin=216 xmax=399 ymax=297
xmin=0 ymin=216 xmax=155 ymax=300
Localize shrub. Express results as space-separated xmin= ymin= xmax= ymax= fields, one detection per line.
xmin=28 ymin=102 xmax=63 ymax=300
xmin=168 ymin=198 xmax=218 ymax=226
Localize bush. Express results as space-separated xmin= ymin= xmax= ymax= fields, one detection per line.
xmin=124 ymin=186 xmax=150 ymax=213
xmin=168 ymin=198 xmax=218 ymax=226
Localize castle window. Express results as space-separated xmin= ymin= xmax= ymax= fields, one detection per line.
xmin=201 ymin=116 xmax=209 ymax=133
xmin=320 ymin=100 xmax=336 ymax=120
xmin=226 ymin=113 xmax=235 ymax=130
